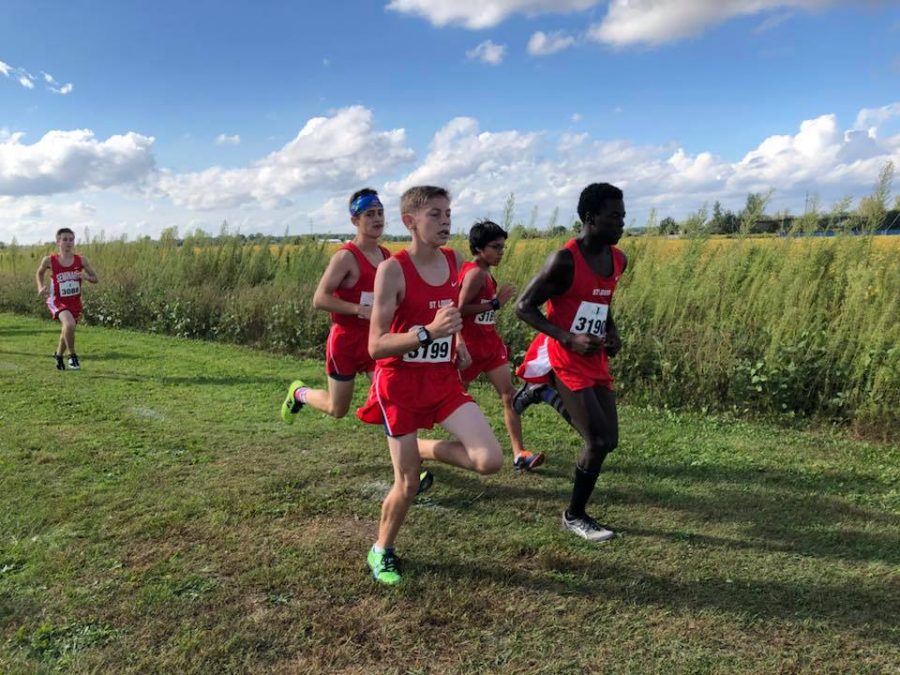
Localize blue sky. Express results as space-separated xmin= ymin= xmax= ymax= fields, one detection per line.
xmin=1 ymin=0 xmax=898 ymax=243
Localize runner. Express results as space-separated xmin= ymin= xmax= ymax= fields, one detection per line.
xmin=357 ymin=185 xmax=503 ymax=584
xmin=281 ymin=188 xmax=390 ymax=421
xmin=515 ymin=183 xmax=627 ymax=542
xmin=35 ymin=228 xmax=99 ymax=370
xmin=458 ymin=220 xmax=543 ymax=470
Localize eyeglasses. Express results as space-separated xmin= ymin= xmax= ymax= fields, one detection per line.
xmin=485 ymin=243 xmax=506 ymax=251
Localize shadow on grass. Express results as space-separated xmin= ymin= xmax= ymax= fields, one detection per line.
xmin=431 ymin=464 xmax=900 ymax=566
xmin=86 ymin=372 xmax=287 ymax=387
xmin=415 ymin=556 xmax=899 ymax=646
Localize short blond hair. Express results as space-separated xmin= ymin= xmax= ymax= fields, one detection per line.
xmin=400 ymin=186 xmax=450 ymax=215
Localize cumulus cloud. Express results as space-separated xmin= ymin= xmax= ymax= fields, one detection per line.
xmin=527 ymin=30 xmax=577 ymax=55
xmin=0 ymin=61 xmax=11 ymax=77
xmin=386 ymin=0 xmax=598 ymax=29
xmin=0 ymin=129 xmax=156 ymax=197
xmin=378 ymin=103 xmax=900 ymax=231
xmin=588 ymin=0 xmax=844 ymax=47
xmin=158 ymin=106 xmax=415 ymax=210
xmin=466 ymin=40 xmax=507 ymax=65
xmin=216 ymin=133 xmax=241 ymax=145
xmin=18 ymin=75 xmax=34 ymax=89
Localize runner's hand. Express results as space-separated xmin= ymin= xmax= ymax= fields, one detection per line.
xmin=427 ymin=305 xmax=462 ymax=338
xmin=566 ymin=333 xmax=604 ymax=356
xmin=356 ymin=304 xmax=372 ymax=320
xmin=604 ymin=331 xmax=622 ymax=357
xmin=456 ymin=342 xmax=472 ymax=371
xmin=497 ymin=284 xmax=515 ymax=306
xmin=37 ymin=285 xmax=48 ymax=297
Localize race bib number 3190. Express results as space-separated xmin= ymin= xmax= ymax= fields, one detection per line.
xmin=570 ymin=301 xmax=608 ymax=336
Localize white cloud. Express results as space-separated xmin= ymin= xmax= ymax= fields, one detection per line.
xmin=854 ymin=103 xmax=900 ymax=132
xmin=216 ymin=133 xmax=241 ymax=145
xmin=158 ymin=106 xmax=415 ymax=210
xmin=386 ymin=0 xmax=598 ymax=29
xmin=571 ymin=113 xmax=583 ymax=122
xmin=753 ymin=11 xmax=794 ymax=33
xmin=466 ymin=40 xmax=507 ymax=65
xmin=528 ymin=30 xmax=577 ymax=55
xmin=3 ymin=103 xmax=898 ymax=243
xmin=588 ymin=0 xmax=843 ymax=47
xmin=2 ymin=59 xmax=74 ymax=94
xmin=381 ymin=103 xmax=900 ymax=232
xmin=0 ymin=129 xmax=156 ymax=197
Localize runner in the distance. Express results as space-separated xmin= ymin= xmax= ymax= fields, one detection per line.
xmin=458 ymin=220 xmax=543 ymax=471
xmin=515 ymin=183 xmax=627 ymax=543
xmin=35 ymin=228 xmax=99 ymax=371
xmin=357 ymin=185 xmax=503 ymax=584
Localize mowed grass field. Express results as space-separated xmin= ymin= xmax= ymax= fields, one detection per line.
xmin=1 ymin=313 xmax=898 ymax=673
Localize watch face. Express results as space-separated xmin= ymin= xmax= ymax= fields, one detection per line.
xmin=417 ymin=327 xmax=429 ymax=343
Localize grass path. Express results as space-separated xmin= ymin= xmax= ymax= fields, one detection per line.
xmin=0 ymin=313 xmax=897 ymax=673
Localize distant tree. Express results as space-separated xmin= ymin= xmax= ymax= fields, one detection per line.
xmin=658 ymin=216 xmax=678 ymax=235
xmin=707 ymin=201 xmax=739 ymax=234
xmin=740 ymin=190 xmax=773 ymax=234
xmin=857 ymin=160 xmax=894 ymax=232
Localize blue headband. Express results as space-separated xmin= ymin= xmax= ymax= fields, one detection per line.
xmin=350 ymin=194 xmax=383 ymax=216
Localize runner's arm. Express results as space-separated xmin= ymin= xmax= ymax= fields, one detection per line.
xmin=312 ymin=250 xmax=364 ymax=317
xmin=458 ymin=266 xmax=488 ymax=317
xmin=515 ymin=249 xmax=576 ymax=347
xmin=81 ymin=257 xmax=99 ymax=283
xmin=604 ymin=251 xmax=626 ymax=357
xmin=36 ymin=256 xmax=50 ymax=295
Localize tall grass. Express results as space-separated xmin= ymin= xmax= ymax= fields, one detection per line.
xmin=1 ymin=230 xmax=897 ymax=436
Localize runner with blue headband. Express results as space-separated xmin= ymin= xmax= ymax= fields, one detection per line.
xmin=350 ymin=193 xmax=383 ymax=216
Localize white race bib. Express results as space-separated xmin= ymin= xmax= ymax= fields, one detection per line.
xmin=359 ymin=291 xmax=374 ymax=307
xmin=404 ymin=334 xmax=453 ymax=363
xmin=475 ymin=299 xmax=496 ymax=325
xmin=569 ymin=301 xmax=608 ymax=337
xmin=59 ymin=280 xmax=81 ymax=298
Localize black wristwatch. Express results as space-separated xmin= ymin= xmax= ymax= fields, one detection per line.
xmin=489 ymin=298 xmax=501 ymax=311
xmin=416 ymin=326 xmax=432 ymax=347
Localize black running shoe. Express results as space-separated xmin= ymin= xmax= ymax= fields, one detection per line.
xmin=54 ymin=353 xmax=65 ymax=371
xmin=68 ymin=354 xmax=80 ymax=370
xmin=512 ymin=383 xmax=544 ymax=415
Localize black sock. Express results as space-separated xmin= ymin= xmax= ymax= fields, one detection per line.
xmin=568 ymin=465 xmax=600 ymax=519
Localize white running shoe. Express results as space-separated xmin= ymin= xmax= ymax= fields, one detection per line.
xmin=561 ymin=511 xmax=614 ymax=542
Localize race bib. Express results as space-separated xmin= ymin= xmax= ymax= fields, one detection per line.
xmin=569 ymin=301 xmax=608 ymax=337
xmin=475 ymin=299 xmax=496 ymax=325
xmin=359 ymin=291 xmax=374 ymax=307
xmin=58 ymin=280 xmax=81 ymax=298
xmin=404 ymin=335 xmax=453 ymax=363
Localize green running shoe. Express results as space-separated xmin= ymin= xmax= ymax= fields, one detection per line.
xmin=416 ymin=469 xmax=434 ymax=496
xmin=367 ymin=547 xmax=401 ymax=585
xmin=281 ymin=380 xmax=305 ymax=424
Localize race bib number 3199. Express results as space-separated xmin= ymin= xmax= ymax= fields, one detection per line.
xmin=570 ymin=301 xmax=608 ymax=336
xmin=404 ymin=335 xmax=453 ymax=363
